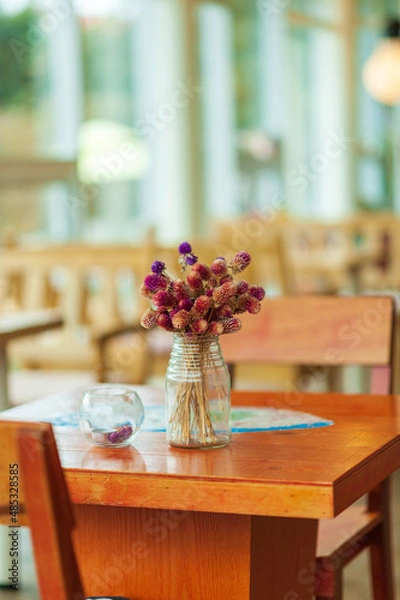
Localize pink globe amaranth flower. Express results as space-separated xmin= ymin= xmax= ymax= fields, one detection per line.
xmin=178 ymin=298 xmax=193 ymax=311
xmin=172 ymin=309 xmax=192 ymax=330
xmin=219 ymin=274 xmax=233 ymax=285
xmin=213 ymin=281 xmax=237 ymax=306
xmin=156 ymin=312 xmax=173 ymax=331
xmin=236 ymin=280 xmax=249 ymax=295
xmin=193 ymin=295 xmax=212 ymax=316
xmin=152 ymin=290 xmax=176 ymax=309
xmin=172 ymin=279 xmax=191 ymax=301
xmin=191 ymin=262 xmax=212 ymax=281
xmin=191 ymin=318 xmax=208 ymax=334
xmin=249 ymin=285 xmax=266 ymax=301
xmin=144 ymin=273 xmax=167 ymax=292
xmin=209 ymin=321 xmax=224 ymax=336
xmin=216 ymin=305 xmax=233 ymax=319
xmin=210 ymin=257 xmax=228 ymax=276
xmin=140 ymin=283 xmax=152 ymax=298
xmin=187 ymin=272 xmax=203 ymax=292
xmin=223 ymin=317 xmax=242 ymax=334
xmin=140 ymin=308 xmax=157 ymax=329
xmin=245 ymin=296 xmax=261 ymax=314
xmin=231 ymin=296 xmax=248 ymax=314
xmin=230 ymin=251 xmax=251 ymax=274
xmin=205 ymin=287 xmax=214 ymax=297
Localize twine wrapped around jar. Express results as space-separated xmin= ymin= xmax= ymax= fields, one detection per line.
xmin=165 ymin=334 xmax=231 ymax=449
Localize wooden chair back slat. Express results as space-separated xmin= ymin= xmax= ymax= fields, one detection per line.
xmin=221 ymin=295 xmax=394 ymax=373
xmin=0 ymin=244 xmax=154 ymax=332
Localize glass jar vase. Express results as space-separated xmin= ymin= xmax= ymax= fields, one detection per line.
xmin=165 ymin=334 xmax=231 ymax=449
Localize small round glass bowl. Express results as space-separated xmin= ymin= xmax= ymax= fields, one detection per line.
xmin=79 ymin=386 xmax=144 ymax=448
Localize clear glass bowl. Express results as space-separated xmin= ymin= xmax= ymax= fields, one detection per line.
xmin=79 ymin=385 xmax=144 ymax=448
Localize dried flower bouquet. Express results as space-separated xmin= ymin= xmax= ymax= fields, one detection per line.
xmin=140 ymin=242 xmax=265 ymax=447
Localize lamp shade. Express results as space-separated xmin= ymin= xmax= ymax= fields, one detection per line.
xmin=363 ymin=38 xmax=400 ymax=105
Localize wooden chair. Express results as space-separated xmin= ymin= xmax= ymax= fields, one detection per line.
xmin=0 ymin=242 xmax=154 ymax=384
xmin=211 ymin=214 xmax=288 ymax=294
xmin=344 ymin=212 xmax=400 ymax=293
xmin=0 ymin=420 xmax=131 ymax=600
xmin=280 ymin=219 xmax=356 ymax=295
xmin=221 ymin=295 xmax=395 ymax=600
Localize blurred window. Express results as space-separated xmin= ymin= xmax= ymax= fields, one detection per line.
xmin=0 ymin=0 xmax=398 ymax=246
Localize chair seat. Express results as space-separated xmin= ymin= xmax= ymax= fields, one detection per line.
xmin=10 ymin=329 xmax=97 ymax=370
xmin=317 ymin=504 xmax=382 ymax=560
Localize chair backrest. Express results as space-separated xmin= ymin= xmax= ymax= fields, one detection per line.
xmin=279 ymin=220 xmax=355 ymax=294
xmin=0 ymin=243 xmax=155 ymax=332
xmin=0 ymin=420 xmax=84 ymax=600
xmin=220 ymin=295 xmax=395 ymax=393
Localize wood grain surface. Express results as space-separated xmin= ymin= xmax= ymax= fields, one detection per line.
xmin=2 ymin=386 xmax=400 ymax=599
xmin=220 ymin=295 xmax=394 ymax=366
xmin=2 ymin=386 xmax=400 ymax=519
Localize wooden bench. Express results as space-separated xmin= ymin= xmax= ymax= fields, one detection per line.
xmin=0 ymin=243 xmax=154 ymax=383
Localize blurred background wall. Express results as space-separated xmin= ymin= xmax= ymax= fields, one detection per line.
xmin=1 ymin=0 xmax=400 ymax=246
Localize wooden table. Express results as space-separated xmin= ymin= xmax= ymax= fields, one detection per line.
xmin=2 ymin=387 xmax=400 ymax=599
xmin=0 ymin=309 xmax=63 ymax=411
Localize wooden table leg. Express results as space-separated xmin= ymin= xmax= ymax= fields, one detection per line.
xmin=0 ymin=345 xmax=9 ymax=412
xmin=73 ymin=505 xmax=318 ymax=600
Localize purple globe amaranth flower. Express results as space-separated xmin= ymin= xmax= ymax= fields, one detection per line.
xmin=108 ymin=425 xmax=133 ymax=444
xmin=185 ymin=253 xmax=198 ymax=266
xmin=249 ymin=285 xmax=266 ymax=301
xmin=143 ymin=274 xmax=167 ymax=292
xmin=230 ymin=251 xmax=251 ymax=274
xmin=178 ymin=241 xmax=192 ymax=254
xmin=178 ymin=298 xmax=193 ymax=311
xmin=151 ymin=260 xmax=165 ymax=275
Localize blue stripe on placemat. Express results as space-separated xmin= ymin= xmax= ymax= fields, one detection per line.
xmin=44 ymin=405 xmax=333 ymax=432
